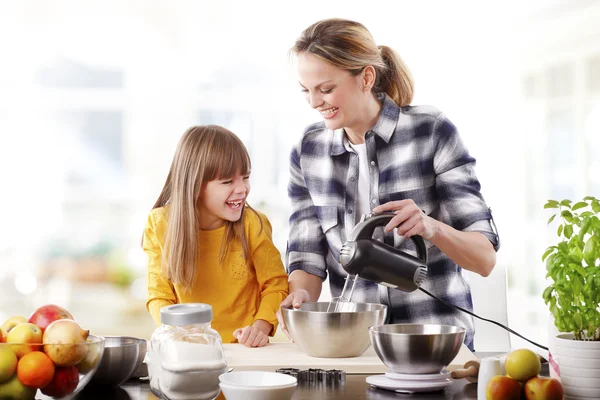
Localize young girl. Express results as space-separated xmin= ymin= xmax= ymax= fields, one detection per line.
xmin=143 ymin=125 xmax=289 ymax=347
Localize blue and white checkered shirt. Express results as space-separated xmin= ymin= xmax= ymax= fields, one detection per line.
xmin=286 ymin=93 xmax=500 ymax=350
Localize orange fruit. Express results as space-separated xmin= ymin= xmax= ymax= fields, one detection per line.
xmin=17 ymin=351 xmax=55 ymax=388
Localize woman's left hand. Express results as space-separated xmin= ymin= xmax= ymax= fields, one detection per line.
xmin=373 ymin=200 xmax=437 ymax=240
xmin=233 ymin=321 xmax=271 ymax=347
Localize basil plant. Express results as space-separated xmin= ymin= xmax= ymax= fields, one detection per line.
xmin=542 ymin=196 xmax=600 ymax=341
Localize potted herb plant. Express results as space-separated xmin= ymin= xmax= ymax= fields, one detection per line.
xmin=542 ymin=196 xmax=600 ymax=397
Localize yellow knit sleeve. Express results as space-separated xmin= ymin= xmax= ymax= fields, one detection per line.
xmin=143 ymin=210 xmax=177 ymax=326
xmin=249 ymin=211 xmax=289 ymax=335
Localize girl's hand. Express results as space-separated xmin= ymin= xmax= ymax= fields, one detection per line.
xmin=233 ymin=320 xmax=272 ymax=347
xmin=373 ymin=200 xmax=438 ymax=240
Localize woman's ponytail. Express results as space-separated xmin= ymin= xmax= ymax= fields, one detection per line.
xmin=377 ymin=45 xmax=414 ymax=107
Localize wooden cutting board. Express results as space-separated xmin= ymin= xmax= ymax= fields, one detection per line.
xmin=223 ymin=342 xmax=477 ymax=374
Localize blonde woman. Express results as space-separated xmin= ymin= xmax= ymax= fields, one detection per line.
xmin=143 ymin=125 xmax=289 ymax=347
xmin=278 ymin=19 xmax=500 ymax=350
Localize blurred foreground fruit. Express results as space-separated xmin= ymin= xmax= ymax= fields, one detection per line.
xmin=28 ymin=305 xmax=74 ymax=333
xmin=0 ymin=347 xmax=18 ymax=382
xmin=524 ymin=376 xmax=563 ymax=400
xmin=504 ymin=348 xmax=541 ymax=382
xmin=76 ymin=340 xmax=103 ymax=374
xmin=6 ymin=324 xmax=43 ymax=358
xmin=0 ymin=374 xmax=36 ymax=400
xmin=43 ymin=319 xmax=89 ymax=366
xmin=486 ymin=375 xmax=521 ymax=400
xmin=0 ymin=317 xmax=28 ymax=342
xmin=40 ymin=366 xmax=79 ymax=397
xmin=17 ymin=351 xmax=55 ymax=389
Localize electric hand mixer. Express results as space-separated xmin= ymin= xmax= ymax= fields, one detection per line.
xmin=328 ymin=211 xmax=429 ymax=312
xmin=330 ymin=211 xmax=550 ymax=353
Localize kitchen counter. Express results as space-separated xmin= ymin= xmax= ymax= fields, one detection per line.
xmin=70 ymin=374 xmax=478 ymax=400
xmin=40 ymin=353 xmax=547 ymax=400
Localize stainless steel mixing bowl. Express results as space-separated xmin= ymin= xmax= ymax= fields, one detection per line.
xmin=281 ymin=302 xmax=387 ymax=358
xmin=369 ymin=324 xmax=466 ymax=374
xmin=89 ymin=336 xmax=147 ymax=386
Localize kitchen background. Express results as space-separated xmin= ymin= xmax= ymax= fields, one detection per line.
xmin=0 ymin=0 xmax=599 ymax=351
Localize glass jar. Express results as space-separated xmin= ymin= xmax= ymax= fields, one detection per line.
xmin=147 ymin=303 xmax=227 ymax=400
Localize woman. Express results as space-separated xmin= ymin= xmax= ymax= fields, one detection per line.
xmin=278 ymin=18 xmax=499 ymax=350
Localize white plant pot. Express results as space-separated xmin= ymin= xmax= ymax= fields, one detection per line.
xmin=554 ymin=333 xmax=600 ymax=399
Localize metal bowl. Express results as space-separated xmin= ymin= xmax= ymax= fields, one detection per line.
xmin=369 ymin=324 xmax=466 ymax=374
xmin=88 ymin=336 xmax=147 ymax=386
xmin=281 ymin=302 xmax=387 ymax=358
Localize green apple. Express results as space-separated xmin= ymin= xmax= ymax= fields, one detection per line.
xmin=505 ymin=348 xmax=541 ymax=382
xmin=6 ymin=323 xmax=42 ymax=358
xmin=0 ymin=374 xmax=36 ymax=400
xmin=0 ymin=317 xmax=27 ymax=342
xmin=0 ymin=346 xmax=17 ymax=383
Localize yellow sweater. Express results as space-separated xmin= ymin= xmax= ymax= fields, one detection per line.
xmin=143 ymin=206 xmax=289 ymax=343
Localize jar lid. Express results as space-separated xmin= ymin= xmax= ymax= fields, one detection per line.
xmin=160 ymin=303 xmax=213 ymax=326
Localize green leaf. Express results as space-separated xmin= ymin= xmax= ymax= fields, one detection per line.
xmin=593 ymin=201 xmax=600 ymax=214
xmin=542 ymin=286 xmax=554 ymax=303
xmin=564 ymin=224 xmax=573 ymax=238
xmin=542 ymin=248 xmax=555 ymax=262
xmin=572 ymin=201 xmax=588 ymax=211
xmin=558 ymin=224 xmax=564 ymax=236
xmin=560 ymin=200 xmax=573 ymax=207
xmin=583 ymin=196 xmax=597 ymax=201
xmin=574 ymin=313 xmax=583 ymax=329
xmin=547 ymin=214 xmax=556 ymax=224
xmin=562 ymin=210 xmax=574 ymax=222
xmin=579 ymin=218 xmax=591 ymax=240
xmin=544 ymin=200 xmax=560 ymax=209
xmin=584 ymin=239 xmax=597 ymax=267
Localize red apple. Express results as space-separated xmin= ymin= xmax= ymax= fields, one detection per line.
xmin=28 ymin=304 xmax=74 ymax=333
xmin=524 ymin=376 xmax=563 ymax=400
xmin=486 ymin=375 xmax=521 ymax=400
xmin=40 ymin=366 xmax=79 ymax=397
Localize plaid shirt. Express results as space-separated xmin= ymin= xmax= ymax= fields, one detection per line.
xmin=286 ymin=93 xmax=499 ymax=350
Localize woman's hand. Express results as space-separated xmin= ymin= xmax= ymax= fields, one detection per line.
xmin=373 ymin=200 xmax=438 ymax=240
xmin=275 ymin=289 xmax=311 ymax=341
xmin=233 ymin=320 xmax=272 ymax=347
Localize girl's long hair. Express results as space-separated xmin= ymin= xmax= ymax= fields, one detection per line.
xmin=291 ymin=18 xmax=414 ymax=107
xmin=149 ymin=125 xmax=259 ymax=290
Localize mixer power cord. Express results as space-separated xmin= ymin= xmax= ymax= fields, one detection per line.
xmin=418 ymin=287 xmax=549 ymax=351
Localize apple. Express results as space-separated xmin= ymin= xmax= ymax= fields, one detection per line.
xmin=0 ymin=316 xmax=28 ymax=342
xmin=28 ymin=304 xmax=74 ymax=333
xmin=486 ymin=375 xmax=521 ymax=400
xmin=0 ymin=374 xmax=36 ymax=400
xmin=40 ymin=366 xmax=79 ymax=397
xmin=6 ymin=323 xmax=43 ymax=358
xmin=524 ymin=376 xmax=564 ymax=400
xmin=0 ymin=346 xmax=18 ymax=383
xmin=505 ymin=348 xmax=541 ymax=382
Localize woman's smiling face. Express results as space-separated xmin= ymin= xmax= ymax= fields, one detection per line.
xmin=297 ymin=52 xmax=367 ymax=131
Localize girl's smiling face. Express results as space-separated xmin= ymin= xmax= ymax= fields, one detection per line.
xmin=297 ymin=52 xmax=368 ymax=132
xmin=198 ymin=172 xmax=250 ymax=230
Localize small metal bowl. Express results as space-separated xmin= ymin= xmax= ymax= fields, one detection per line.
xmin=88 ymin=336 xmax=147 ymax=386
xmin=369 ymin=324 xmax=465 ymax=374
xmin=281 ymin=302 xmax=387 ymax=358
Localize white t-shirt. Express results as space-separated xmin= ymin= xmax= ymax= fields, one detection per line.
xmin=348 ymin=142 xmax=372 ymax=237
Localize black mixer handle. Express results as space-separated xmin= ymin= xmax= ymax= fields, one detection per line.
xmin=348 ymin=212 xmax=428 ymax=264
